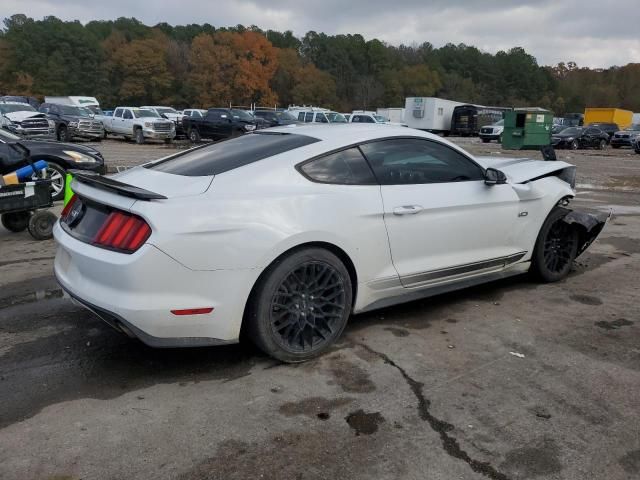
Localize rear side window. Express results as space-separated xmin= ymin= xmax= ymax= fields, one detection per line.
xmin=304 ymin=112 xmax=313 ymax=122
xmin=147 ymin=133 xmax=320 ymax=176
xmin=299 ymin=148 xmax=376 ymax=185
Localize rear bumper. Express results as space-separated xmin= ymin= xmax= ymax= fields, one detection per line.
xmin=53 ymin=222 xmax=257 ymax=347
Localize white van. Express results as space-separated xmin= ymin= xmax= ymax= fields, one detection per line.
xmin=44 ymin=96 xmax=102 ymax=114
xmin=287 ymin=106 xmax=347 ymax=124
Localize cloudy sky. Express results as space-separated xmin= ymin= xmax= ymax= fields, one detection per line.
xmin=2 ymin=0 xmax=639 ymax=68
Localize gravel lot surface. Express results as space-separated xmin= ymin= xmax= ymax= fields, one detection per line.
xmin=1 ymin=135 xmax=638 ymax=480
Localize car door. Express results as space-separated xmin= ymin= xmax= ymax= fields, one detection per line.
xmin=360 ymin=138 xmax=524 ymax=288
xmin=110 ymin=108 xmax=123 ymax=133
xmin=121 ymin=109 xmax=134 ymax=134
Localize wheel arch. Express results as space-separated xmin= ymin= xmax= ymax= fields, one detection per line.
xmin=240 ymin=240 xmax=359 ymax=335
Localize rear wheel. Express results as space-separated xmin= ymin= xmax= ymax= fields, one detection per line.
xmin=247 ymin=248 xmax=353 ymax=363
xmin=28 ymin=210 xmax=57 ymax=240
xmin=531 ymin=208 xmax=579 ymax=282
xmin=1 ymin=212 xmax=31 ymax=232
xmin=36 ymin=162 xmax=65 ymax=202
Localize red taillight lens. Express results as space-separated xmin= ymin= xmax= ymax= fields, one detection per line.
xmin=60 ymin=194 xmax=78 ymax=220
xmin=93 ymin=211 xmax=151 ymax=253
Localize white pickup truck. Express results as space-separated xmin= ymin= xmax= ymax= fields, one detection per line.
xmin=101 ymin=106 xmax=176 ymax=144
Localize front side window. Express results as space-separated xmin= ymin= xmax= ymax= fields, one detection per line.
xmin=304 ymin=112 xmax=314 ymax=122
xmin=315 ymin=113 xmax=328 ymax=123
xmin=123 ymin=110 xmax=133 ymax=120
xmin=299 ymin=147 xmax=376 ymax=185
xmin=114 ymin=109 xmax=123 ymax=118
xmin=359 ymin=138 xmax=484 ymax=185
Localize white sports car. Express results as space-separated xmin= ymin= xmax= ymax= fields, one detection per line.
xmin=54 ymin=125 xmax=606 ymax=362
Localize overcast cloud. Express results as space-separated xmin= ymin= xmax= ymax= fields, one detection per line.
xmin=2 ymin=0 xmax=639 ymax=68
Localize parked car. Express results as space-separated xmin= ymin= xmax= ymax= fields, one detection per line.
xmin=141 ymin=106 xmax=185 ymax=136
xmin=101 ymin=107 xmax=175 ymax=144
xmin=45 ymin=96 xmax=103 ymax=115
xmin=479 ymin=119 xmax=504 ymax=143
xmin=252 ymin=109 xmax=299 ymax=127
xmin=634 ymin=137 xmax=640 ymax=154
xmin=54 ymin=124 xmax=606 ymax=362
xmin=348 ymin=111 xmax=389 ymax=124
xmin=39 ymin=103 xmax=104 ymax=142
xmin=610 ymin=124 xmax=640 ymax=148
xmin=551 ymin=126 xmax=609 ymax=150
xmin=585 ymin=122 xmax=619 ymax=140
xmin=288 ymin=107 xmax=348 ymax=124
xmin=183 ymin=108 xmax=257 ymax=142
xmin=0 ymin=102 xmax=55 ymax=140
xmin=0 ymin=128 xmax=104 ymax=201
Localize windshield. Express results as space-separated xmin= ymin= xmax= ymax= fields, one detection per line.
xmin=326 ymin=112 xmax=347 ymax=123
xmin=58 ymin=105 xmax=92 ymax=116
xmin=155 ymin=107 xmax=177 ymax=115
xmin=374 ymin=115 xmax=389 ymax=123
xmin=559 ymin=127 xmax=582 ymax=136
xmin=231 ymin=109 xmax=254 ymax=121
xmin=0 ymin=104 xmax=36 ymax=114
xmin=0 ymin=128 xmax=21 ymax=142
xmin=275 ymin=111 xmax=297 ymax=121
xmin=133 ymin=109 xmax=160 ymax=118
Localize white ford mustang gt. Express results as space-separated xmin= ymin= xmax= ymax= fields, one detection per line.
xmin=54 ymin=124 xmax=607 ymax=362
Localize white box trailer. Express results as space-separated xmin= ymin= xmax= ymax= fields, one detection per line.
xmin=377 ymin=107 xmax=405 ymax=124
xmin=44 ymin=96 xmax=102 ymax=114
xmin=404 ymin=97 xmax=464 ymax=135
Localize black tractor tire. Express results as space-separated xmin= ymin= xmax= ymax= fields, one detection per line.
xmin=246 ymin=247 xmax=353 ymax=363
xmin=27 ymin=210 xmax=57 ymax=240
xmin=1 ymin=212 xmax=31 ymax=232
xmin=531 ymin=207 xmax=579 ymax=283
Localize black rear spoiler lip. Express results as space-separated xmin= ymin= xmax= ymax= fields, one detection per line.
xmin=72 ymin=171 xmax=168 ymax=200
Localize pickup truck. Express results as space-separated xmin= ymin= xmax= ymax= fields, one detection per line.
xmin=183 ymin=108 xmax=257 ymax=142
xmin=141 ymin=105 xmax=185 ymax=136
xmin=101 ymin=107 xmax=176 ymax=144
xmin=39 ymin=103 xmax=104 ymax=141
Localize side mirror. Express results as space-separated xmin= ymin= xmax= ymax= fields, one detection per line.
xmin=484 ymin=168 xmax=507 ymax=186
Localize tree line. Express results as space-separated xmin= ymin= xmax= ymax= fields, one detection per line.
xmin=0 ymin=14 xmax=639 ymax=114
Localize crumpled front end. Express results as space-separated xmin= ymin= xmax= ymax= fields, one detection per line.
xmin=561 ymin=209 xmax=611 ymax=257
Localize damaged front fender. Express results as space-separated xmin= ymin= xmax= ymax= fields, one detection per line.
xmin=562 ymin=209 xmax=611 ymax=257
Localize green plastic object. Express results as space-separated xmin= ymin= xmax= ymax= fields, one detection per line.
xmin=63 ymin=173 xmax=74 ymax=206
xmin=502 ymin=108 xmax=553 ymax=150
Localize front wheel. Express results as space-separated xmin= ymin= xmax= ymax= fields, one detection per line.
xmin=531 ymin=208 xmax=579 ymax=283
xmin=570 ymin=140 xmax=579 ymax=150
xmin=58 ymin=125 xmax=70 ymax=142
xmin=1 ymin=212 xmax=31 ymax=232
xmin=598 ymin=139 xmax=607 ymax=150
xmin=134 ymin=128 xmax=145 ymax=144
xmin=189 ymin=129 xmax=201 ymax=143
xmin=246 ymin=248 xmax=353 ymax=363
xmin=42 ymin=162 xmax=66 ymax=201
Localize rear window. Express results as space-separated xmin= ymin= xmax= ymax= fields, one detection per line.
xmin=146 ymin=132 xmax=320 ymax=176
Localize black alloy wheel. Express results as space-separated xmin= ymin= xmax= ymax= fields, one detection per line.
xmin=270 ymin=261 xmax=347 ymax=353
xmin=532 ymin=208 xmax=579 ymax=282
xmin=247 ymin=248 xmax=352 ymax=362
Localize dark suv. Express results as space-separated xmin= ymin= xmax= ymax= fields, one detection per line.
xmin=39 ymin=103 xmax=104 ymax=142
xmin=585 ymin=122 xmax=619 ymax=140
xmin=183 ymin=108 xmax=257 ymax=142
xmin=252 ymin=109 xmax=299 ymax=127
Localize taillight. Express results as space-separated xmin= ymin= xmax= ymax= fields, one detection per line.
xmin=93 ymin=211 xmax=151 ymax=253
xmin=60 ymin=194 xmax=78 ymax=220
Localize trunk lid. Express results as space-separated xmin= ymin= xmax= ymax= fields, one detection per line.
xmin=475 ymin=156 xmax=573 ymax=184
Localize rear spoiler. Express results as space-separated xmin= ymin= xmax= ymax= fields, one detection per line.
xmin=72 ymin=171 xmax=167 ymax=200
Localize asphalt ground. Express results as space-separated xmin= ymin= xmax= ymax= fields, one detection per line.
xmin=0 ymin=136 xmax=638 ymax=480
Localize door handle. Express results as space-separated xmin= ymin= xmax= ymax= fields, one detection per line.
xmin=393 ymin=205 xmax=423 ymax=215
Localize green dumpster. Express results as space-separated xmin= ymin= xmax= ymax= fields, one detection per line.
xmin=502 ymin=108 xmax=553 ymax=150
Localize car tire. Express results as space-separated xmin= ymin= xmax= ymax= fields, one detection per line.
xmin=58 ymin=125 xmax=69 ymax=142
xmin=481 ymin=138 xmax=490 ymax=143
xmin=570 ymin=140 xmax=579 ymax=150
xmin=531 ymin=207 xmax=579 ymax=283
xmin=27 ymin=210 xmax=57 ymax=240
xmin=1 ymin=211 xmax=31 ymax=232
xmin=134 ymin=128 xmax=145 ymax=144
xmin=246 ymin=247 xmax=353 ymax=363
xmin=189 ymin=129 xmax=201 ymax=143
xmin=598 ymin=139 xmax=607 ymax=150
xmin=41 ymin=162 xmax=66 ymax=202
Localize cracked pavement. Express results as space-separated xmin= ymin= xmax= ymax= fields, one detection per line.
xmin=1 ymin=139 xmax=639 ymax=479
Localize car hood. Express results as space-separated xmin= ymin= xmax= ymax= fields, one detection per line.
xmin=3 ymin=111 xmax=45 ymax=122
xmin=139 ymin=117 xmax=172 ymax=123
xmin=475 ymin=156 xmax=574 ymax=184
